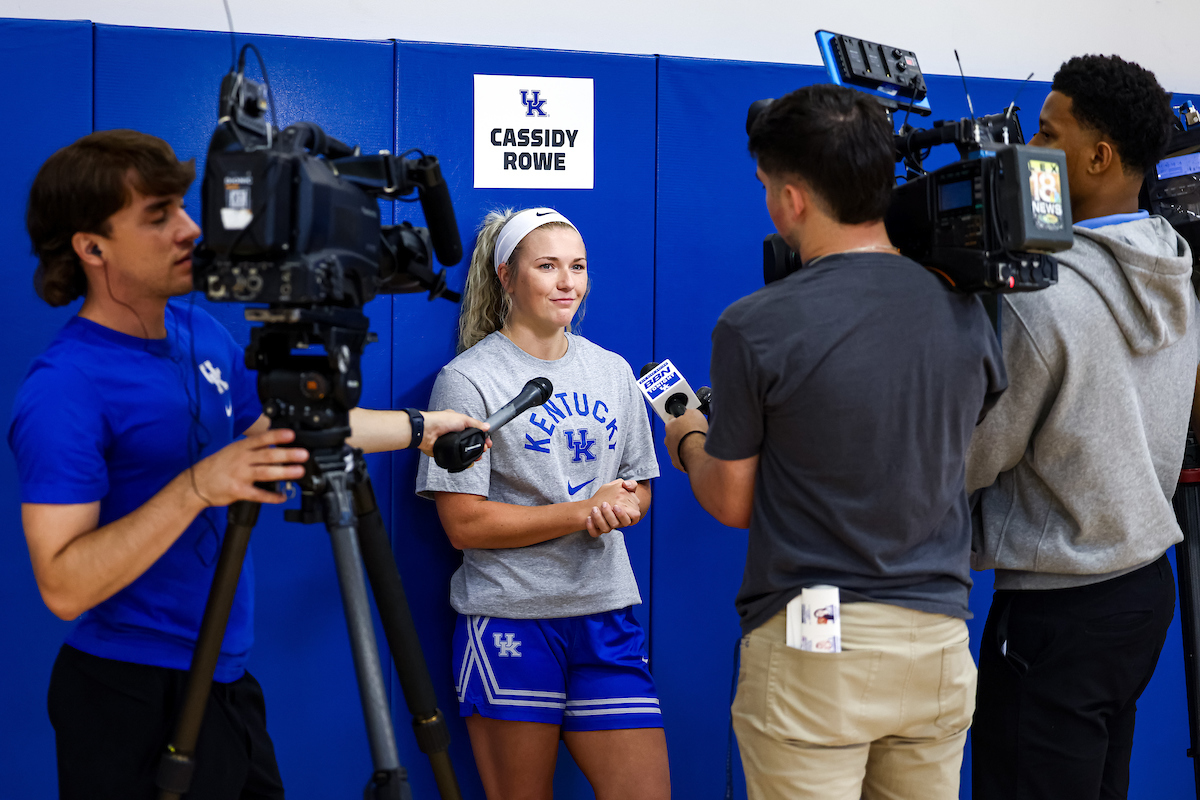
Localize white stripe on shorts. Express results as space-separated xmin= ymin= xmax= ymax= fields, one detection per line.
xmin=564 ymin=706 xmax=663 ymax=717
xmin=565 ymin=697 xmax=661 ymax=707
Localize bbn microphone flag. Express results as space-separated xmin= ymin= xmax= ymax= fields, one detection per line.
xmin=636 ymin=360 xmax=703 ymax=423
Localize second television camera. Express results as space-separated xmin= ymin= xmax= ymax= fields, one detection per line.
xmin=751 ymin=31 xmax=1074 ymax=294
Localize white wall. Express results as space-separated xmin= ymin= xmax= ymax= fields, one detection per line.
xmin=4 ymin=0 xmax=1199 ymax=93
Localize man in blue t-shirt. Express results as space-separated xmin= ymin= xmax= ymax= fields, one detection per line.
xmin=662 ymin=86 xmax=1005 ymax=799
xmin=9 ymin=129 xmax=485 ymax=800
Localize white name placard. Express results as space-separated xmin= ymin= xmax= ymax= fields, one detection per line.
xmin=474 ymin=74 xmax=594 ymax=190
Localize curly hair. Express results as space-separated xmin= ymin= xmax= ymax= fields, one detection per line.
xmin=27 ymin=129 xmax=194 ymax=306
xmin=1051 ymin=55 xmax=1174 ymax=175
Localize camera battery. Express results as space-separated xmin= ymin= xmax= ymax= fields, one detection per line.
xmin=998 ymin=144 xmax=1074 ymax=253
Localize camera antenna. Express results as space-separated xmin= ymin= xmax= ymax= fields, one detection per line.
xmin=1006 ymin=72 xmax=1035 ymax=119
xmin=222 ymin=0 xmax=236 ymax=71
xmin=954 ymin=49 xmax=977 ymax=126
xmin=954 ymin=49 xmax=982 ymax=145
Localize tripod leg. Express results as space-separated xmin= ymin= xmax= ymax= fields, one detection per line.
xmin=352 ymin=466 xmax=462 ymax=800
xmin=156 ymin=500 xmax=260 ymax=800
xmin=325 ymin=474 xmax=412 ymax=800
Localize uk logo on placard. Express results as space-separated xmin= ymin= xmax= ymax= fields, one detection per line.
xmin=521 ymin=90 xmax=548 ymax=117
xmin=474 ymin=74 xmax=594 ymax=190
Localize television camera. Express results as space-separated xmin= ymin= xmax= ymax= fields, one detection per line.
xmin=751 ymin=31 xmax=1074 ymax=295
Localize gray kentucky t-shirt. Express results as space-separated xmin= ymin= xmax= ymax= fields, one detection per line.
xmin=416 ymin=331 xmax=659 ymax=619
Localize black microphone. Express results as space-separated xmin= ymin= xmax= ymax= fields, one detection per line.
xmin=412 ymin=155 xmax=463 ymax=267
xmin=433 ymin=377 xmax=553 ymax=473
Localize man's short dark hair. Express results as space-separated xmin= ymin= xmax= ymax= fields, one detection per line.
xmin=748 ymin=84 xmax=894 ymax=225
xmin=1051 ymin=55 xmax=1173 ymax=175
xmin=26 ymin=129 xmax=195 ymax=307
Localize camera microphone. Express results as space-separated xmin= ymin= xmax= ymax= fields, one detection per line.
xmin=433 ymin=377 xmax=553 ymax=472
xmin=410 ymin=155 xmax=463 ymax=266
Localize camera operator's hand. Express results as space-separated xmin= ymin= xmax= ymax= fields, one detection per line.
xmin=189 ymin=428 xmax=309 ymax=507
xmin=664 ymin=408 xmax=709 ymax=472
xmin=420 ymin=410 xmax=491 ymax=459
xmin=585 ymin=479 xmax=641 ymax=537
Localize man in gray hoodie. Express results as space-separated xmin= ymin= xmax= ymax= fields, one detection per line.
xmin=966 ymin=54 xmax=1197 ymax=799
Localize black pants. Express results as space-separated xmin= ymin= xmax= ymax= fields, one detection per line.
xmin=972 ymin=554 xmax=1176 ymax=800
xmin=48 ymin=645 xmax=285 ymax=800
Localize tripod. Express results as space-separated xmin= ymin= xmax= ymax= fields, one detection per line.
xmin=156 ymin=306 xmax=461 ymax=800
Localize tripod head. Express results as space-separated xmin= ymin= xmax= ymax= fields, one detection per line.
xmin=243 ymin=305 xmax=372 ymax=523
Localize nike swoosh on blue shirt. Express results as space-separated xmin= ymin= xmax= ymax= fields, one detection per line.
xmin=224 ymin=398 xmax=233 ymax=418
xmin=567 ymin=479 xmax=596 ymax=496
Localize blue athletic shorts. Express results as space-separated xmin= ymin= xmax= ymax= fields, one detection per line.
xmin=453 ymin=606 xmax=662 ymax=731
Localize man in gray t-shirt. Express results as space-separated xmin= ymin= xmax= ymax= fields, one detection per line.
xmin=664 ymin=85 xmax=1004 ymax=800
xmin=417 ymin=330 xmax=658 ymax=619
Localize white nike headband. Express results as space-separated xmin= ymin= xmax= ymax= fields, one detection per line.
xmin=493 ymin=208 xmax=579 ymax=274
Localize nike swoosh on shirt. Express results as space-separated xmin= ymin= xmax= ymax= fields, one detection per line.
xmin=224 ymin=398 xmax=233 ymax=418
xmin=567 ymin=479 xmax=596 ymax=496
xmin=536 ymin=211 xmax=554 ymax=216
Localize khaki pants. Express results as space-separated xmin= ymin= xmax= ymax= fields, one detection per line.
xmin=731 ymin=602 xmax=976 ymax=800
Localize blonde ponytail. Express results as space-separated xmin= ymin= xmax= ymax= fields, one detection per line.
xmin=458 ymin=209 xmax=517 ymax=352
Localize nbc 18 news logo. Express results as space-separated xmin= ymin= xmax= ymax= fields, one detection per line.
xmin=521 ymin=90 xmax=547 ymax=117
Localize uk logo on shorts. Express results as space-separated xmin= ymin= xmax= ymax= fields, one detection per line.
xmin=493 ymin=633 xmax=522 ymax=657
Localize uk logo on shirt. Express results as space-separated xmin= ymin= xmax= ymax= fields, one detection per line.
xmin=524 ymin=390 xmax=619 ymax=455
xmin=199 ymin=360 xmax=232 ymax=417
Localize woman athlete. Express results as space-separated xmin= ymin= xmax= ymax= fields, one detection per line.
xmin=416 ymin=207 xmax=670 ymax=799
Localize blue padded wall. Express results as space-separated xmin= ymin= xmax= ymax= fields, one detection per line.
xmin=91 ymin=25 xmax=397 ymax=796
xmin=4 ymin=16 xmax=1200 ymax=799
xmin=389 ymin=41 xmax=658 ymax=799
xmin=0 ymin=19 xmax=91 ymax=799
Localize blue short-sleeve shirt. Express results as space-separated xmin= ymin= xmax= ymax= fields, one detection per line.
xmin=9 ymin=301 xmax=262 ymax=681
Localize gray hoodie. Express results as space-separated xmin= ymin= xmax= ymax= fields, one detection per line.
xmin=966 ymin=215 xmax=1198 ymax=590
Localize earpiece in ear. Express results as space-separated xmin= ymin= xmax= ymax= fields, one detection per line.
xmin=89 ymin=245 xmax=101 ymax=256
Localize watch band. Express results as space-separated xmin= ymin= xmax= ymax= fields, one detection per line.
xmin=404 ymin=408 xmax=424 ymax=450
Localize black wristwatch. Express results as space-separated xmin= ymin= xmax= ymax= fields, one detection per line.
xmin=405 ymin=408 xmax=424 ymax=450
